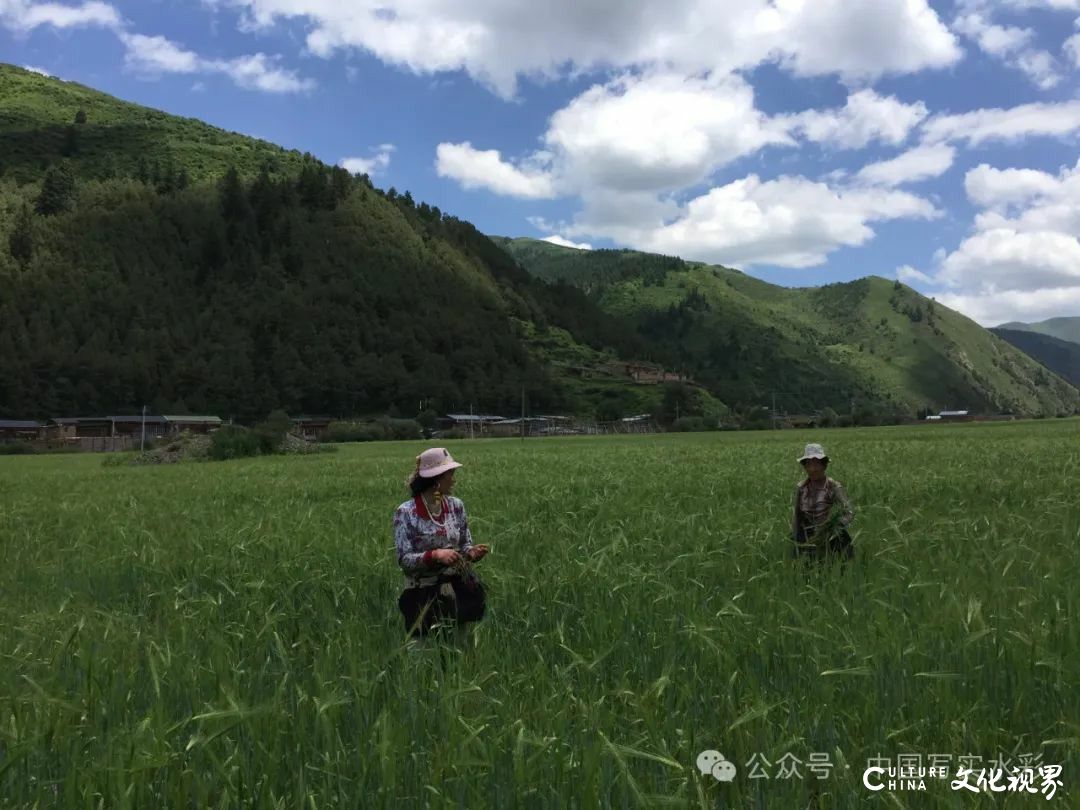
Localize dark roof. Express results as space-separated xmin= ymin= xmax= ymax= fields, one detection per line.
xmin=291 ymin=415 xmax=333 ymax=424
xmin=107 ymin=415 xmax=168 ymax=424
xmin=163 ymin=415 xmax=222 ymax=424
xmin=0 ymin=420 xmax=41 ymax=429
xmin=51 ymin=417 xmax=112 ymax=425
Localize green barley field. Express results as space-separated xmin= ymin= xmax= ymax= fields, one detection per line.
xmin=1 ymin=421 xmax=1077 ymax=808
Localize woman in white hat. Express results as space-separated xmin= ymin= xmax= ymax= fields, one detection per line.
xmin=394 ymin=447 xmax=490 ymax=639
xmin=791 ymin=443 xmax=855 ymax=562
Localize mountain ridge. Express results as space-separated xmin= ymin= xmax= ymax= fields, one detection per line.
xmin=1 ymin=63 xmax=1076 ymax=422
xmin=494 ymin=236 xmax=1080 ymax=417
xmin=996 ymin=317 xmax=1080 ymax=346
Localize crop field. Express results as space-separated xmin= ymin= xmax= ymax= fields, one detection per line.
xmin=1 ymin=421 xmax=1078 ymax=808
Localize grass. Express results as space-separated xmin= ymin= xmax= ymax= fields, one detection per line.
xmin=1 ymin=421 xmax=1078 ymax=807
xmin=0 ymin=64 xmax=309 ymax=184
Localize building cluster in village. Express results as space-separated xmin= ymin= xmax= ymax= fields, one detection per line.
xmin=0 ymin=415 xmax=334 ymax=450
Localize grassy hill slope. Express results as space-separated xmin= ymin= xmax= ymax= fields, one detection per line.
xmin=0 ymin=64 xmax=308 ymax=184
xmin=991 ymin=328 xmax=1080 ymax=388
xmin=495 ymin=238 xmax=1080 ymax=417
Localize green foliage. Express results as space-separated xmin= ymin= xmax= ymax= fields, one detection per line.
xmin=322 ymin=422 xmax=385 ymax=443
xmin=671 ymin=415 xmax=715 ymax=432
xmin=35 ymin=162 xmax=75 ymax=215
xmin=993 ymin=328 xmax=1080 ymax=388
xmin=502 ymin=238 xmax=1080 ymax=418
xmin=0 ymin=441 xmax=36 ymax=455
xmin=321 ymin=418 xmax=422 ymax=442
xmin=2 ymin=64 xmax=1075 ymax=426
xmin=253 ymin=409 xmax=291 ymax=452
xmin=9 ymin=425 xmax=1077 ymax=804
xmin=208 ymin=425 xmax=263 ymax=460
xmin=381 ymin=417 xmax=423 ymax=440
xmin=0 ymin=65 xmax=311 ymax=185
xmin=8 ymin=202 xmax=33 ymax=264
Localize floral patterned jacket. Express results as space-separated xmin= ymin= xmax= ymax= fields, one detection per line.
xmin=393 ymin=495 xmax=475 ymax=589
xmin=792 ymin=477 xmax=854 ymax=541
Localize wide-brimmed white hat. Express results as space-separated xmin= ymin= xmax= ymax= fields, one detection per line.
xmin=797 ymin=443 xmax=829 ymax=463
xmin=414 ymin=447 xmax=463 ymax=479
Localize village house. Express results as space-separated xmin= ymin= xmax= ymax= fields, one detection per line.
xmin=291 ymin=415 xmax=333 ymax=441
xmin=0 ymin=420 xmax=42 ymax=442
xmin=164 ymin=415 xmax=222 ymax=434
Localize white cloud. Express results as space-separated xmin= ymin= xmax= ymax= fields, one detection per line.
xmin=215 ymin=52 xmax=314 ymax=93
xmin=1064 ymin=25 xmax=1080 ymax=68
xmin=897 ymin=264 xmax=935 ymax=284
xmin=435 ymin=142 xmax=557 ymax=199
xmin=967 ymin=0 xmax=1080 ymax=14
xmin=118 ymin=32 xmax=313 ymax=92
xmin=542 ymin=235 xmax=592 ymax=250
xmin=938 ymin=287 xmax=1080 ymax=326
xmin=121 ymin=32 xmax=201 ymax=74
xmin=953 ymin=12 xmax=1032 ymax=56
xmin=21 ymin=64 xmax=52 ymax=75
xmin=856 ymin=144 xmax=956 ymax=187
xmin=572 ymin=174 xmax=939 ymax=269
xmin=921 ymin=100 xmax=1080 ymax=145
xmin=931 ymin=160 xmax=1080 ymax=322
xmin=0 ymin=0 xmax=121 ymax=32
xmin=767 ymin=0 xmax=962 ymax=81
xmin=1012 ymin=49 xmax=1062 ymax=89
xmin=952 ymin=8 xmax=1062 ymax=88
xmin=340 ymin=146 xmax=394 ymax=176
xmin=939 ymin=228 xmax=1080 ymax=290
xmin=964 ymin=164 xmax=1060 ymax=211
xmin=544 ymin=72 xmax=791 ymax=194
xmin=785 ymin=89 xmax=928 ymax=150
xmin=204 ymin=0 xmax=960 ymax=98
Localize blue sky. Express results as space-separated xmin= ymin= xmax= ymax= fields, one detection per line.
xmin=2 ymin=0 xmax=1079 ymax=325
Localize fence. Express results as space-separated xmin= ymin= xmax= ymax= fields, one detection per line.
xmin=447 ymin=417 xmax=662 ymax=438
xmin=74 ymin=436 xmax=135 ymax=453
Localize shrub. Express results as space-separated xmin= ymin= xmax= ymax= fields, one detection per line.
xmin=323 ymin=422 xmax=385 ymax=443
xmin=209 ymin=425 xmax=263 ymax=460
xmin=382 ymin=417 xmax=422 ymax=440
xmin=671 ymin=416 xmax=712 ymax=433
xmin=0 ymin=441 xmax=36 ymax=455
xmin=253 ymin=409 xmax=291 ymax=452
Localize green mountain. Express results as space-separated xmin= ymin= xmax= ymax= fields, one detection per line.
xmin=0 ymin=65 xmax=310 ymax=184
xmin=1 ymin=64 xmax=1075 ymax=423
xmin=494 ymin=237 xmax=1080 ymax=417
xmin=996 ymin=317 xmax=1080 ymax=346
xmin=991 ymin=328 xmax=1080 ymax=388
xmin=0 ymin=64 xmax=673 ymax=421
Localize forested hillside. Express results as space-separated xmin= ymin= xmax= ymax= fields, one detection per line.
xmin=2 ymin=64 xmax=1076 ymax=423
xmin=495 ymin=237 xmax=1080 ymax=418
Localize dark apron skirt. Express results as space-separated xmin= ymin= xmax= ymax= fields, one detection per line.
xmin=398 ymin=574 xmax=487 ymax=637
xmin=792 ymin=524 xmax=854 ymax=562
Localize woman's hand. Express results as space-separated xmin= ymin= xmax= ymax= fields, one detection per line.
xmin=467 ymin=544 xmax=490 ymax=562
xmin=431 ymin=548 xmax=461 ymax=565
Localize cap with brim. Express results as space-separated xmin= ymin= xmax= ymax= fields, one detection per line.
xmin=797 ymin=443 xmax=829 ymax=463
xmin=415 ymin=447 xmax=463 ymax=479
